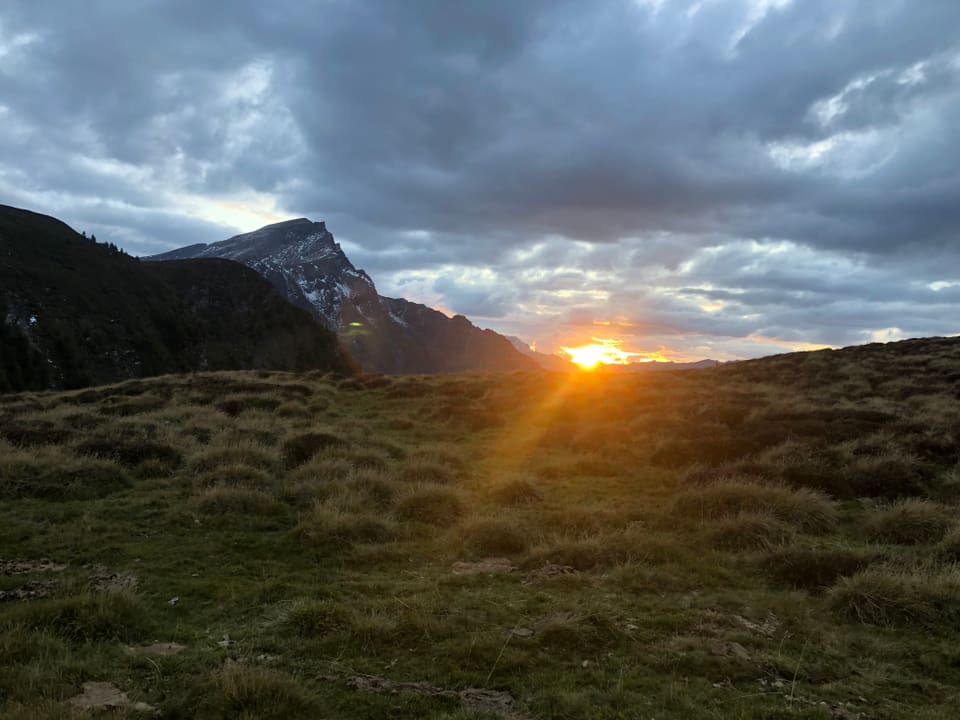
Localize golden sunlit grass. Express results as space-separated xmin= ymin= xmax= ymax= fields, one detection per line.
xmin=2 ymin=335 xmax=960 ymax=718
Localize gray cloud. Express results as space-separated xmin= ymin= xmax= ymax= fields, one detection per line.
xmin=1 ymin=0 xmax=959 ymax=358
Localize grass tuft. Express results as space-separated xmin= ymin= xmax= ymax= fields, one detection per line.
xmin=458 ymin=517 xmax=530 ymax=557
xmin=829 ymin=566 xmax=960 ymax=627
xmin=188 ymin=665 xmax=322 ymax=719
xmin=706 ymin=512 xmax=795 ymax=551
xmin=397 ymin=458 xmax=459 ymax=484
xmin=193 ymin=486 xmax=286 ymax=517
xmin=937 ymin=525 xmax=960 ymax=562
xmin=488 ymin=476 xmax=543 ymax=505
xmin=195 ymin=464 xmax=275 ymax=490
xmin=3 ymin=590 xmax=148 ymax=642
xmin=282 ymin=431 xmax=348 ymax=468
xmin=192 ymin=445 xmax=278 ymax=473
xmin=0 ymin=449 xmax=129 ymax=500
xmin=760 ymin=547 xmax=878 ymax=591
xmin=864 ymin=498 xmax=952 ymax=545
xmin=292 ymin=504 xmax=395 ymax=546
xmin=673 ymin=479 xmax=837 ymax=532
xmin=285 ymin=599 xmax=347 ymax=637
xmin=394 ymin=486 xmax=466 ymax=527
xmin=74 ymin=437 xmax=182 ymax=471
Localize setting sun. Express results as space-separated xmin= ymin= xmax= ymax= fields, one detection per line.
xmin=560 ymin=338 xmax=640 ymax=369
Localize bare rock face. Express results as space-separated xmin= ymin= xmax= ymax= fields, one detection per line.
xmin=150 ymin=219 xmax=536 ymax=374
xmin=154 ymin=219 xmax=376 ymax=330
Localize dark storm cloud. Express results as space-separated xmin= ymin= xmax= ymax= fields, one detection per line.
xmin=1 ymin=0 xmax=959 ymax=356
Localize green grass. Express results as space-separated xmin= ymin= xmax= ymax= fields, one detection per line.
xmin=3 ymin=338 xmax=960 ymax=718
xmin=864 ymin=498 xmax=952 ymax=545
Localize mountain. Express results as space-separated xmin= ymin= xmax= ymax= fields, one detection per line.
xmin=612 ymin=359 xmax=722 ymax=372
xmin=0 ymin=205 xmax=353 ymax=392
xmin=506 ymin=336 xmax=574 ymax=371
xmin=149 ymin=219 xmax=537 ymax=374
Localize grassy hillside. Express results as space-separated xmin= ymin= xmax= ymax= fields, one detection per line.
xmin=0 ymin=205 xmax=353 ymax=391
xmin=1 ymin=336 xmax=959 ymax=718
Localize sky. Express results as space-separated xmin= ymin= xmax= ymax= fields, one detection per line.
xmin=1 ymin=0 xmax=959 ymax=361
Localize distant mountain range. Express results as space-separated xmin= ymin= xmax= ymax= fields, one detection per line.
xmin=149 ymin=219 xmax=536 ymax=374
xmin=0 ymin=205 xmax=721 ymax=390
xmin=608 ymin=358 xmax=722 ymax=372
xmin=0 ymin=205 xmax=352 ymax=391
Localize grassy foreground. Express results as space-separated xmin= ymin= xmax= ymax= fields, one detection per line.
xmin=2 ymin=336 xmax=960 ymax=718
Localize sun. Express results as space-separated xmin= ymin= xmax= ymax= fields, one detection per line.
xmin=560 ymin=338 xmax=640 ymax=370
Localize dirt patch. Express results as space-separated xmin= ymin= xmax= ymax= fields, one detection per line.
xmin=451 ymin=558 xmax=516 ymax=576
xmin=0 ymin=580 xmax=56 ymax=601
xmin=320 ymin=673 xmax=529 ymax=720
xmin=0 ymin=558 xmax=67 ymax=575
xmin=89 ymin=564 xmax=138 ymax=592
xmin=67 ymin=681 xmax=156 ymax=713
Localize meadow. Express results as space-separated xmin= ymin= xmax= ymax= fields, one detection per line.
xmin=2 ymin=336 xmax=960 ymax=719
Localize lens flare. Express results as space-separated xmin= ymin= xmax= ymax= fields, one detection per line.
xmin=559 ymin=338 xmax=640 ymax=369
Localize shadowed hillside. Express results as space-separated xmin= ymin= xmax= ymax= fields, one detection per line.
xmin=1 ymin=336 xmax=959 ymax=718
xmin=0 ymin=205 xmax=354 ymax=391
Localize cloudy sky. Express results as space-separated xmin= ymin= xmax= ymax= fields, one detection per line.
xmin=2 ymin=0 xmax=959 ymax=360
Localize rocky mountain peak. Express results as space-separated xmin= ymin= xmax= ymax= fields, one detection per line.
xmin=148 ymin=219 xmax=537 ymax=374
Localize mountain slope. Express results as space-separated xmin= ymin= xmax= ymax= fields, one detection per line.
xmin=0 ymin=205 xmax=353 ymax=391
xmin=506 ymin=336 xmax=574 ymax=371
xmin=150 ymin=219 xmax=536 ymax=374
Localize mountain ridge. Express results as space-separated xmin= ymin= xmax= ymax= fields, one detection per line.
xmin=150 ymin=219 xmax=537 ymax=374
xmin=0 ymin=205 xmax=353 ymax=391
